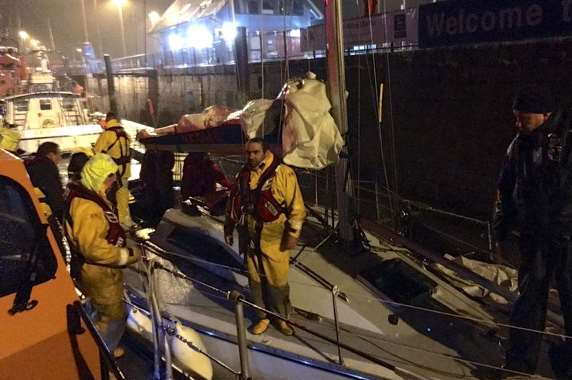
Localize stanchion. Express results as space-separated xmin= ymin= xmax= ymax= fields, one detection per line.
xmin=331 ymin=285 xmax=344 ymax=365
xmin=229 ymin=290 xmax=251 ymax=380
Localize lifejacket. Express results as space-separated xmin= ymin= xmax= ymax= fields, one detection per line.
xmin=101 ymin=126 xmax=131 ymax=179
xmin=64 ymin=183 xmax=126 ymax=249
xmin=63 ymin=183 xmax=126 ymax=278
xmin=231 ymin=155 xmax=285 ymax=224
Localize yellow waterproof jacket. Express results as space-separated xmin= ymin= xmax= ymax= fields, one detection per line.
xmin=65 ymin=154 xmax=137 ymax=319
xmin=232 ymin=152 xmax=306 ymax=263
xmin=0 ymin=127 xmax=21 ymax=153
xmin=94 ymin=119 xmax=131 ymax=180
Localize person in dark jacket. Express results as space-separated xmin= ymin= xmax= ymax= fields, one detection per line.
xmin=181 ymin=152 xmax=232 ymax=214
xmin=494 ymin=86 xmax=572 ymax=377
xmin=25 ymin=142 xmax=64 ymax=222
xmin=139 ymin=149 xmax=175 ymax=225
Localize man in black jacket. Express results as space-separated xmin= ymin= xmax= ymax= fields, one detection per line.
xmin=494 ymin=86 xmax=572 ymax=377
xmin=25 ymin=142 xmax=64 ymax=222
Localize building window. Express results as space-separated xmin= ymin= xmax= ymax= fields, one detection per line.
xmin=292 ymin=0 xmax=304 ymax=15
xmin=248 ymin=0 xmax=260 ymax=14
xmin=262 ymin=0 xmax=275 ymax=14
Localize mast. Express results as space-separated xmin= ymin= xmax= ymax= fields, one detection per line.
xmin=80 ymin=0 xmax=90 ymax=43
xmin=47 ymin=18 xmax=57 ymax=53
xmin=94 ymin=0 xmax=104 ymax=57
xmin=325 ymin=0 xmax=354 ymax=242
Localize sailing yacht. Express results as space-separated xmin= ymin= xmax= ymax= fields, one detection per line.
xmin=118 ymin=1 xmax=561 ymax=380
xmin=123 ymin=77 xmax=558 ymax=380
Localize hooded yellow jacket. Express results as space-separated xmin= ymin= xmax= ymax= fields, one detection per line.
xmin=0 ymin=127 xmax=21 ymax=153
xmin=94 ymin=119 xmax=131 ymax=180
xmin=65 ymin=153 xmax=138 ymax=319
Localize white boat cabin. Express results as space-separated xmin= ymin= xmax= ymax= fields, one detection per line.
xmin=1 ymin=92 xmax=102 ymax=153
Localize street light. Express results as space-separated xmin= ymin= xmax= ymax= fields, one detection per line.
xmin=148 ymin=11 xmax=160 ymax=25
xmin=18 ymin=30 xmax=29 ymax=40
xmin=112 ymin=0 xmax=128 ymax=57
xmin=75 ymin=48 xmax=84 ymax=63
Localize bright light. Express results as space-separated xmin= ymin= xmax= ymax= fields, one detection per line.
xmin=31 ymin=39 xmax=40 ymax=46
xmin=18 ymin=30 xmax=29 ymax=40
xmin=112 ymin=0 xmax=127 ymax=8
xmin=148 ymin=11 xmax=161 ymax=24
xmin=76 ymin=48 xmax=83 ymax=53
xmin=168 ymin=33 xmax=184 ymax=51
xmin=188 ymin=24 xmax=213 ymax=49
xmin=289 ymin=29 xmax=301 ymax=38
xmin=221 ymin=22 xmax=237 ymax=43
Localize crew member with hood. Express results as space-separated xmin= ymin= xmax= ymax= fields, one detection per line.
xmin=494 ymin=86 xmax=572 ymax=377
xmin=94 ymin=112 xmax=133 ymax=227
xmin=0 ymin=124 xmax=21 ymax=154
xmin=224 ymin=138 xmax=305 ymax=336
xmin=64 ymin=153 xmax=141 ymax=357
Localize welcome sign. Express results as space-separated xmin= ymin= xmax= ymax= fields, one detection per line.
xmin=419 ymin=0 xmax=572 ymax=48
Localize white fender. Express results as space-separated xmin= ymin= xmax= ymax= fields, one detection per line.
xmin=126 ymin=308 xmax=153 ymax=340
xmin=168 ymin=320 xmax=213 ymax=380
xmin=126 ymin=308 xmax=213 ymax=380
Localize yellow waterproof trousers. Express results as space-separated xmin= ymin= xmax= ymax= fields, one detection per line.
xmin=115 ymin=183 xmax=132 ymax=226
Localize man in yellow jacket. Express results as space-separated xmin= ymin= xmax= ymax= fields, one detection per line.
xmin=64 ymin=153 xmax=141 ymax=357
xmin=94 ymin=112 xmax=133 ymax=228
xmin=225 ymin=138 xmax=306 ymax=335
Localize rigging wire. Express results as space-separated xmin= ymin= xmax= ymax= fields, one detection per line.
xmin=126 ymin=257 xmax=558 ymax=379
xmin=361 ymin=9 xmax=395 ymax=224
xmin=136 ymin=243 xmax=571 ymax=342
xmin=356 ymin=46 xmax=362 ymax=215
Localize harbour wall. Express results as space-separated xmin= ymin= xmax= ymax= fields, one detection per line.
xmin=85 ymin=39 xmax=572 ymax=220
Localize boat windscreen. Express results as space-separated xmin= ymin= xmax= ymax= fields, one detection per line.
xmin=166 ymin=227 xmax=241 ymax=270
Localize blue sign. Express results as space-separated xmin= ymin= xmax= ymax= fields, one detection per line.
xmin=419 ymin=0 xmax=572 ymax=48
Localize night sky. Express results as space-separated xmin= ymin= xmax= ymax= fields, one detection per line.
xmin=0 ymin=0 xmax=367 ymax=59
xmin=0 ymin=0 xmax=173 ymax=58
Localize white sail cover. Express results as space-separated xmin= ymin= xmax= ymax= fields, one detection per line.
xmin=282 ymin=75 xmax=344 ymax=169
xmin=242 ymin=74 xmax=344 ymax=170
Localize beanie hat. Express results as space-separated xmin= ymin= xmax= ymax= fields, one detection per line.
xmin=513 ymin=85 xmax=555 ymax=114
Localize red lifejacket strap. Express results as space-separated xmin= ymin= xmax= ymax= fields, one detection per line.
xmin=232 ymin=155 xmax=285 ymax=224
xmin=65 ymin=182 xmax=126 ymax=248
